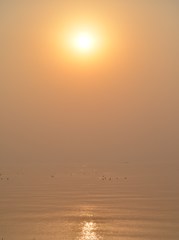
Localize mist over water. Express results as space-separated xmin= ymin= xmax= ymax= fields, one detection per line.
xmin=0 ymin=1 xmax=179 ymax=239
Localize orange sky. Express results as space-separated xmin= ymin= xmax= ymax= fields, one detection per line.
xmin=0 ymin=1 xmax=179 ymax=167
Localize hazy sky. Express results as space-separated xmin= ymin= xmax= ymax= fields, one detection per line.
xmin=0 ymin=1 xmax=179 ymax=168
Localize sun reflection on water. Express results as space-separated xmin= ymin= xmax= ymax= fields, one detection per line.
xmin=78 ymin=221 xmax=102 ymax=240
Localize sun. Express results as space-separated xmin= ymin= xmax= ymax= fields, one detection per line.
xmin=73 ymin=31 xmax=96 ymax=53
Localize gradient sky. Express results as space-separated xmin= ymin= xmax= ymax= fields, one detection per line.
xmin=0 ymin=1 xmax=179 ymax=168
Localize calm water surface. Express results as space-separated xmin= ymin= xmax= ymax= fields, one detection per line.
xmin=0 ymin=164 xmax=179 ymax=240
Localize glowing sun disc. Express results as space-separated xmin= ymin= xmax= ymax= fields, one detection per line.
xmin=73 ymin=32 xmax=95 ymax=52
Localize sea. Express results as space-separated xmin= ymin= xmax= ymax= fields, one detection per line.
xmin=0 ymin=162 xmax=179 ymax=240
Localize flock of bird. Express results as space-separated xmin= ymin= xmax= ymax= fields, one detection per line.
xmin=0 ymin=173 xmax=9 ymax=181
xmin=100 ymin=175 xmax=127 ymax=181
xmin=50 ymin=174 xmax=128 ymax=182
xmin=0 ymin=172 xmax=128 ymax=183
